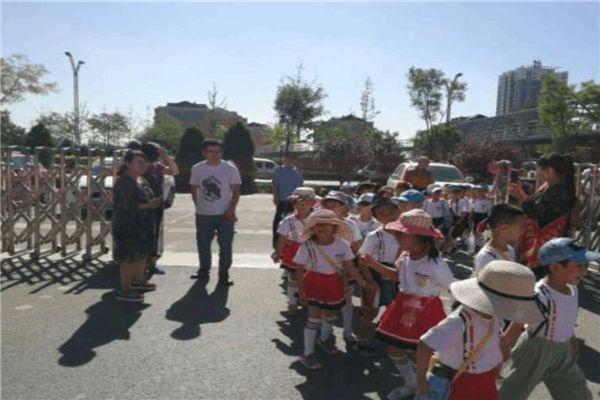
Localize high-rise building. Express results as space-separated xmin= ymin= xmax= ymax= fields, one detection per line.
xmin=496 ymin=60 xmax=568 ymax=116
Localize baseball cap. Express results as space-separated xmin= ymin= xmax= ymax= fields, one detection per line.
xmin=474 ymin=184 xmax=488 ymax=191
xmin=357 ymin=193 xmax=376 ymax=205
xmin=538 ymin=238 xmax=600 ymax=265
xmin=396 ymin=189 xmax=425 ymax=203
xmin=339 ymin=182 xmax=356 ymax=191
xmin=322 ymin=191 xmax=349 ymax=206
xmin=427 ymin=184 xmax=443 ymax=195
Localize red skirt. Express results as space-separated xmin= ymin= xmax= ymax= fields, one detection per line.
xmin=303 ymin=270 xmax=346 ymax=310
xmin=449 ymin=368 xmax=499 ymax=400
xmin=280 ymin=241 xmax=302 ymax=271
xmin=375 ymin=292 xmax=445 ymax=350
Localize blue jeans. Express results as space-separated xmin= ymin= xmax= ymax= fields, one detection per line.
xmin=195 ymin=214 xmax=235 ymax=277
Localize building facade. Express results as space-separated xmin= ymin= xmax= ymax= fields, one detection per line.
xmin=154 ymin=101 xmax=247 ymax=133
xmin=496 ymin=60 xmax=568 ymax=116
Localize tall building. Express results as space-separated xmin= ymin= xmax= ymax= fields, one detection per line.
xmin=496 ymin=60 xmax=568 ymax=116
xmin=154 ymin=101 xmax=247 ymax=132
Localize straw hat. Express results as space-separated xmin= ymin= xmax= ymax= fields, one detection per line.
xmin=287 ymin=186 xmax=316 ymax=203
xmin=450 ymin=261 xmax=544 ymax=324
xmin=385 ymin=209 xmax=443 ymax=239
xmin=303 ymin=209 xmax=351 ymax=241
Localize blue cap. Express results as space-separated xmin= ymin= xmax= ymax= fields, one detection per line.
xmin=396 ymin=189 xmax=425 ymax=204
xmin=539 ymin=238 xmax=600 ymax=265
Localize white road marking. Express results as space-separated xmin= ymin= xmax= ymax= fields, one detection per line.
xmin=159 ymin=252 xmax=277 ymax=269
xmin=14 ymin=305 xmax=33 ymax=310
xmin=39 ymin=295 xmax=54 ymax=299
xmin=57 ymin=286 xmax=71 ymax=291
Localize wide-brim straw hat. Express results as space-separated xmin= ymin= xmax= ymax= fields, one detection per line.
xmin=450 ymin=260 xmax=544 ymax=324
xmin=287 ymin=186 xmax=316 ymax=203
xmin=303 ymin=209 xmax=351 ymax=241
xmin=385 ymin=209 xmax=443 ymax=239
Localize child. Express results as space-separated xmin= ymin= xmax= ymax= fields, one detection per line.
xmin=339 ymin=182 xmax=358 ymax=214
xmin=361 ymin=209 xmax=454 ymax=400
xmin=350 ymin=193 xmax=382 ymax=240
xmin=378 ymin=185 xmax=396 ymax=199
xmin=394 ymin=189 xmax=425 ymax=214
xmin=293 ymin=209 xmax=366 ymax=370
xmin=470 ymin=184 xmax=494 ymax=250
xmin=448 ymin=186 xmax=470 ymax=253
xmin=473 ymin=204 xmax=525 ymax=276
xmin=423 ymin=184 xmax=451 ymax=232
xmin=273 ymin=187 xmax=317 ymax=316
xmin=416 ymin=261 xmax=543 ymax=400
xmin=499 ymin=238 xmax=598 ymax=400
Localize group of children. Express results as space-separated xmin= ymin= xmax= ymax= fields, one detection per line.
xmin=271 ymin=182 xmax=597 ymax=400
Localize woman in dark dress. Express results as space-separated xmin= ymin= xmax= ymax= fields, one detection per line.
xmin=113 ymin=150 xmax=161 ymax=302
xmin=510 ymin=153 xmax=578 ymax=275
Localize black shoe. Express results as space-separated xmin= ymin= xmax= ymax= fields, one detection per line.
xmin=218 ymin=276 xmax=234 ymax=286
xmin=191 ymin=270 xmax=210 ymax=280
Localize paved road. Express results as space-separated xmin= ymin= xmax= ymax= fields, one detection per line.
xmin=2 ymin=194 xmax=600 ymax=400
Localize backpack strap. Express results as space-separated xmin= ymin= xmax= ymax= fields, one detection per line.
xmin=376 ymin=230 xmax=385 ymax=261
xmin=305 ymin=240 xmax=318 ymax=271
xmin=530 ymin=286 xmax=552 ymax=338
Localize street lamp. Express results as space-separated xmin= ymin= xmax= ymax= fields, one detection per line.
xmin=445 ymin=72 xmax=463 ymax=124
xmin=65 ymin=52 xmax=85 ymax=146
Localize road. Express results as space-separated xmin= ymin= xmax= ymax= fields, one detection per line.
xmin=2 ymin=193 xmax=599 ymax=400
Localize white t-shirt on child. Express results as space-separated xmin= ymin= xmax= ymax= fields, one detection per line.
xmin=293 ymin=239 xmax=355 ymax=275
xmin=277 ymin=214 xmax=306 ymax=243
xmin=423 ymin=199 xmax=449 ymax=219
xmin=359 ymin=228 xmax=399 ymax=264
xmin=473 ymin=244 xmax=516 ymax=276
xmin=526 ymin=281 xmax=578 ymax=343
xmin=471 ymin=198 xmax=493 ymax=214
xmin=421 ymin=305 xmax=503 ymax=374
xmin=344 ymin=218 xmax=363 ymax=243
xmin=350 ymin=215 xmax=382 ymax=240
xmin=394 ymin=253 xmax=455 ymax=297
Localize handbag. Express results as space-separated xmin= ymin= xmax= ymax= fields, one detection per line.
xmin=418 ymin=310 xmax=495 ymax=400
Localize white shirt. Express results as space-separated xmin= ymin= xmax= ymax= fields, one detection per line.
xmin=422 ymin=306 xmax=503 ymax=373
xmin=277 ymin=214 xmax=306 ymax=243
xmin=350 ymin=215 xmax=382 ymax=240
xmin=189 ymin=161 xmax=241 ymax=215
xmin=472 ymin=199 xmax=493 ymax=214
xmin=359 ymin=228 xmax=399 ymax=264
xmin=423 ymin=199 xmax=449 ymax=219
xmin=345 ymin=218 xmax=363 ymax=243
xmin=394 ymin=253 xmax=455 ymax=297
xmin=526 ymin=281 xmax=578 ymax=343
xmin=473 ymin=245 xmax=516 ymax=276
xmin=293 ymin=239 xmax=355 ymax=275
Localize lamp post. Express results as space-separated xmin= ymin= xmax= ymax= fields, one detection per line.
xmin=65 ymin=52 xmax=85 ymax=146
xmin=445 ymin=72 xmax=463 ymax=124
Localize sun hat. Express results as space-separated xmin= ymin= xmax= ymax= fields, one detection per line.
xmin=384 ymin=209 xmax=443 ymax=238
xmin=357 ymin=193 xmax=376 ymax=205
xmin=450 ymin=260 xmax=544 ymax=324
xmin=396 ymin=189 xmax=426 ymax=204
xmin=322 ymin=191 xmax=349 ymax=206
xmin=303 ymin=209 xmax=351 ymax=240
xmin=287 ymin=186 xmax=316 ymax=203
xmin=427 ymin=184 xmax=443 ymax=195
xmin=539 ymin=238 xmax=600 ymax=265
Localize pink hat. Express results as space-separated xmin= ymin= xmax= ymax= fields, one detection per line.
xmin=303 ymin=209 xmax=351 ymax=241
xmin=385 ymin=209 xmax=443 ymax=239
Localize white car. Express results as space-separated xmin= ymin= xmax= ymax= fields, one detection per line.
xmin=387 ymin=162 xmax=469 ymax=190
xmin=254 ymin=157 xmax=278 ymax=179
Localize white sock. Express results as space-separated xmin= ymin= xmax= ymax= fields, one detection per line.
xmin=342 ymin=290 xmax=354 ymax=336
xmin=390 ymin=355 xmax=417 ymax=389
xmin=320 ymin=317 xmax=335 ymax=342
xmin=287 ymin=279 xmax=298 ymax=306
xmin=303 ymin=318 xmax=320 ymax=357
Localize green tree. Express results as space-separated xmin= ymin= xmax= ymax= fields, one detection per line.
xmin=311 ymin=123 xmax=350 ymax=142
xmin=175 ymin=127 xmax=205 ymax=169
xmin=442 ymin=74 xmax=468 ymax=123
xmin=314 ymin=137 xmax=370 ymax=184
xmin=1 ymin=110 xmax=26 ymax=145
xmin=413 ymin=125 xmax=462 ymax=162
xmin=142 ymin=115 xmax=183 ymax=152
xmin=263 ymin=124 xmax=287 ymax=147
xmin=575 ymin=80 xmax=600 ymax=126
xmin=407 ymin=67 xmax=445 ymax=130
xmin=274 ymin=64 xmax=327 ymax=153
xmin=0 ymin=54 xmax=58 ymax=105
xmin=223 ymin=122 xmax=256 ymax=193
xmin=363 ymin=129 xmax=406 ymax=178
xmin=36 ymin=108 xmax=90 ymax=144
xmin=25 ymin=123 xmax=54 ymax=167
xmin=87 ymin=112 xmax=130 ymax=149
xmin=360 ymin=77 xmax=380 ymax=122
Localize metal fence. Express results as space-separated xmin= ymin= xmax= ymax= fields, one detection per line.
xmin=494 ymin=160 xmax=600 ymax=252
xmin=1 ymin=146 xmax=124 ymax=261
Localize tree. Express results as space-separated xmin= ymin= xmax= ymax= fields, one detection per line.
xmin=25 ymin=123 xmax=54 ymax=167
xmin=363 ymin=129 xmax=406 ymax=179
xmin=87 ymin=112 xmax=130 ymax=149
xmin=274 ymin=64 xmax=327 ymax=154
xmin=263 ymin=124 xmax=288 ymax=147
xmin=207 ymin=83 xmax=227 ymax=137
xmin=574 ymin=80 xmax=600 ymax=127
xmin=142 ymin=115 xmax=183 ymax=153
xmin=223 ymin=122 xmax=256 ymax=193
xmin=1 ymin=110 xmax=26 ymax=145
xmin=36 ymin=108 xmax=90 ymax=144
xmin=452 ymin=143 xmax=521 ymax=182
xmin=0 ymin=54 xmax=58 ymax=105
xmin=360 ymin=77 xmax=380 ymax=122
xmin=314 ymin=137 xmax=370 ymax=184
xmin=407 ymin=67 xmax=445 ymax=130
xmin=311 ymin=123 xmax=351 ymax=143
xmin=413 ymin=125 xmax=462 ymax=162
xmin=538 ymin=75 xmax=581 ymax=150
xmin=175 ymin=127 xmax=205 ymax=169
xmin=442 ymin=74 xmax=467 ymax=124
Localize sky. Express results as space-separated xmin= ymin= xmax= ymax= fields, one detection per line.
xmin=2 ymin=1 xmax=599 ymax=139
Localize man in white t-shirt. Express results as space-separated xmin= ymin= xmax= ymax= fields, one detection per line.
xmin=189 ymin=139 xmax=242 ymax=285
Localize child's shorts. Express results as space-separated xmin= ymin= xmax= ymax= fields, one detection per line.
xmin=303 ymin=270 xmax=345 ymax=310
xmin=280 ymin=241 xmax=302 ymax=271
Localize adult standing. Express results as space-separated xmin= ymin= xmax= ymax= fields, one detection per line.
xmin=112 ymin=150 xmax=160 ymax=302
xmin=403 ymin=156 xmax=434 ymax=192
xmin=189 ymin=139 xmax=241 ymax=286
xmin=271 ymin=153 xmax=304 ymax=249
xmin=141 ymin=142 xmax=179 ymax=276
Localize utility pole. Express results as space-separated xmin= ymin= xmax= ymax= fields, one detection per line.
xmin=65 ymin=52 xmax=85 ymax=146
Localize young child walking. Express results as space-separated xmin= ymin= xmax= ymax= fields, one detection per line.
xmin=361 ymin=209 xmax=454 ymax=400
xmin=293 ymin=209 xmax=366 ymax=370
xmin=416 ymin=260 xmax=543 ymax=400
xmin=473 ymin=204 xmax=525 ymax=276
xmin=499 ymin=238 xmax=598 ymax=400
xmin=273 ymin=187 xmax=316 ymax=317
xmin=470 ymin=184 xmax=494 ymax=250
xmin=350 ymin=193 xmax=382 ymax=240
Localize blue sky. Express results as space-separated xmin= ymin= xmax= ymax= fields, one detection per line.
xmin=2 ymin=1 xmax=599 ymax=139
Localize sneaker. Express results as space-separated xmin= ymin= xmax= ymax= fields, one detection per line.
xmin=353 ymin=342 xmax=377 ymax=357
xmin=387 ymin=385 xmax=415 ymax=400
xmin=317 ymin=336 xmax=340 ymax=355
xmin=131 ymin=281 xmax=157 ymax=292
xmin=298 ymin=353 xmax=323 ymax=370
xmin=116 ymin=290 xmax=144 ymax=303
xmin=343 ymin=333 xmax=358 ymax=344
xmin=218 ymin=276 xmax=234 ymax=286
xmin=191 ymin=270 xmax=210 ymax=280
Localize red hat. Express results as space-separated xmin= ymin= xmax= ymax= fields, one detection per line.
xmin=385 ymin=209 xmax=443 ymax=239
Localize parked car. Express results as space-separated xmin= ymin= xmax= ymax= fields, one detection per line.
xmin=254 ymin=157 xmax=278 ymax=179
xmin=387 ymin=162 xmax=469 ymax=190
xmin=357 ymin=164 xmax=388 ymax=184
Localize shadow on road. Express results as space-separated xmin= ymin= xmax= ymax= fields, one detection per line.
xmin=0 ymin=254 xmax=116 ymax=294
xmin=579 ymin=338 xmax=600 ymax=384
xmin=579 ymin=270 xmax=600 ymax=316
xmin=58 ymin=292 xmax=150 ymax=367
xmin=165 ymin=280 xmax=230 ymax=340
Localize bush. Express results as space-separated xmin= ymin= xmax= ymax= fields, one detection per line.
xmin=223 ymin=122 xmax=256 ymax=193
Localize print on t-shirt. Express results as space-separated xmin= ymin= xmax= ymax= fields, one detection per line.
xmin=202 ymin=175 xmax=222 ymax=202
